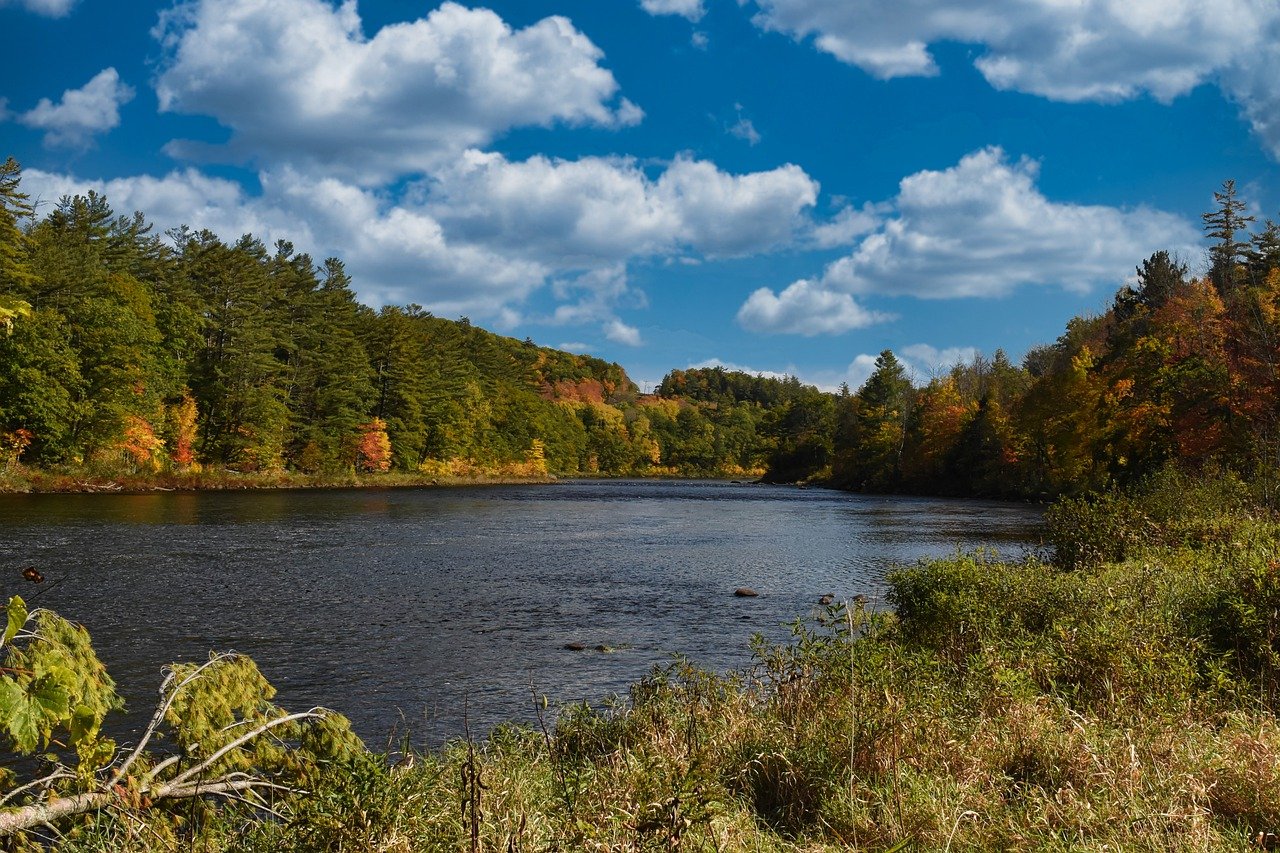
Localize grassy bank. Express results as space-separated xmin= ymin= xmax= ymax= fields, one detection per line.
xmin=9 ymin=471 xmax=1280 ymax=851
xmin=0 ymin=464 xmax=556 ymax=494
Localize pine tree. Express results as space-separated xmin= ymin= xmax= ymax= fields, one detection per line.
xmin=1202 ymin=180 xmax=1255 ymax=295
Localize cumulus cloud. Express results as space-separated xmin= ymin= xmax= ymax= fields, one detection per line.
xmin=640 ymin=0 xmax=705 ymax=22
xmin=810 ymin=202 xmax=881 ymax=248
xmin=737 ymin=279 xmax=892 ymax=336
xmin=824 ymin=147 xmax=1196 ymax=299
xmin=153 ymin=0 xmax=642 ymax=181
xmin=0 ymin=0 xmax=77 ymax=16
xmin=836 ymin=354 xmax=881 ymax=393
xmin=739 ymin=146 xmax=1197 ymax=336
xmin=604 ymin=319 xmax=644 ymax=346
xmin=746 ymin=0 xmax=1280 ymax=157
xmin=899 ymin=343 xmax=980 ymax=380
xmin=688 ymin=358 xmax=795 ymax=382
xmin=804 ymin=344 xmax=978 ymax=392
xmin=431 ymin=150 xmax=818 ymax=263
xmin=15 ymin=68 xmax=134 ymax=147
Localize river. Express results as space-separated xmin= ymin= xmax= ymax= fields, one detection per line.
xmin=0 ymin=480 xmax=1041 ymax=746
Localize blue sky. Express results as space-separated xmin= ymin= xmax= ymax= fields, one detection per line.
xmin=3 ymin=0 xmax=1279 ymax=391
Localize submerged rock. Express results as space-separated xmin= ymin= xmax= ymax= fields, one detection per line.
xmin=563 ymin=641 xmax=586 ymax=651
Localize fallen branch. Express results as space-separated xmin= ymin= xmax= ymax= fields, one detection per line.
xmin=0 ymin=778 xmax=302 ymax=837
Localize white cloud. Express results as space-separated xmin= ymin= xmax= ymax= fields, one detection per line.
xmin=604 ymin=319 xmax=643 ymax=346
xmin=824 ymin=147 xmax=1196 ymax=299
xmin=746 ymin=0 xmax=1280 ymax=157
xmin=837 ymin=354 xmax=881 ymax=393
xmin=691 ymin=31 xmax=709 ymax=49
xmin=153 ymin=0 xmax=642 ymax=182
xmin=432 ymin=150 xmax=819 ymax=262
xmin=899 ymin=343 xmax=980 ymax=381
xmin=640 ymin=0 xmax=705 ymax=22
xmin=737 ymin=279 xmax=892 ymax=336
xmin=1222 ymin=48 xmax=1280 ymax=160
xmin=732 ymin=117 xmax=757 ymax=145
xmin=653 ymin=156 xmax=818 ymax=256
xmin=688 ymin=358 xmax=794 ymax=382
xmin=0 ymin=0 xmax=77 ymax=16
xmin=809 ymin=345 xmax=977 ymax=392
xmin=686 ymin=352 xmax=974 ymax=393
xmin=558 ymin=342 xmax=594 ymax=353
xmin=15 ymin=68 xmax=134 ymax=147
xmin=810 ymin=202 xmax=881 ymax=248
xmin=739 ymin=147 xmax=1196 ymax=336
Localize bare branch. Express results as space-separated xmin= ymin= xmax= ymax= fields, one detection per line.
xmin=108 ymin=653 xmax=238 ymax=789
xmin=0 ymin=768 xmax=74 ymax=807
xmin=0 ymin=778 xmax=303 ymax=838
xmin=166 ymin=708 xmax=326 ymax=788
xmin=138 ymin=754 xmax=181 ymax=786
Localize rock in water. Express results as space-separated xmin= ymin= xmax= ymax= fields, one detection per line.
xmin=734 ymin=587 xmax=759 ymax=597
xmin=563 ymin=641 xmax=586 ymax=651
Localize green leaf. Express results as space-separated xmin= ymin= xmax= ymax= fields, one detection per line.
xmin=69 ymin=702 xmax=99 ymax=746
xmin=0 ymin=677 xmax=20 ymax=722
xmin=3 ymin=595 xmax=27 ymax=647
xmin=30 ymin=672 xmax=72 ymax=722
xmin=5 ymin=691 xmax=41 ymax=753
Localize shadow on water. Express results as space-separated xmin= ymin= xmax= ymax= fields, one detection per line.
xmin=0 ymin=481 xmax=1041 ymax=746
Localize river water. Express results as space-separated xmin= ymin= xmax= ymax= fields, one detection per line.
xmin=0 ymin=480 xmax=1041 ymax=746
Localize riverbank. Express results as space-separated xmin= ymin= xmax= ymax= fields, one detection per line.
xmin=6 ymin=470 xmax=1278 ymax=850
xmin=0 ymin=465 xmax=556 ymax=494
xmin=0 ymin=464 xmax=776 ymax=495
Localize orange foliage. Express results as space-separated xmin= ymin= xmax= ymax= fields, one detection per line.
xmin=167 ymin=392 xmax=200 ymax=469
xmin=0 ymin=428 xmax=33 ymax=467
xmin=543 ymin=378 xmax=606 ymax=403
xmin=356 ymin=418 xmax=392 ymax=473
xmin=119 ymin=416 xmax=165 ymax=470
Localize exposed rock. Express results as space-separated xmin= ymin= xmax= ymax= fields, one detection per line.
xmin=563 ymin=641 xmax=586 ymax=651
xmin=734 ymin=587 xmax=759 ymax=597
xmin=818 ymin=593 xmax=835 ymax=606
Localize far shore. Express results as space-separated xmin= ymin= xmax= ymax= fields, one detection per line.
xmin=0 ymin=467 xmax=781 ymax=496
xmin=0 ymin=468 xmax=560 ymax=496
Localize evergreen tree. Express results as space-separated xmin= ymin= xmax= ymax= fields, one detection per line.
xmin=1202 ymin=180 xmax=1255 ymax=295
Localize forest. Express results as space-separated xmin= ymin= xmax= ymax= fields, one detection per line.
xmin=3 ymin=156 xmax=1280 ymax=500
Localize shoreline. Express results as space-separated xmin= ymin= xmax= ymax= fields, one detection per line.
xmin=0 ymin=468 xmax=560 ymax=496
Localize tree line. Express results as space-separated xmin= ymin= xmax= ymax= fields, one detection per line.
xmin=3 ymin=156 xmax=1278 ymax=495
xmin=817 ymin=179 xmax=1280 ymax=497
xmin=0 ymin=157 xmax=804 ymax=481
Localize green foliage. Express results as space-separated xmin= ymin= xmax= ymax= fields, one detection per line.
xmin=0 ymin=598 xmax=121 ymax=760
xmin=0 ymin=601 xmax=361 ymax=846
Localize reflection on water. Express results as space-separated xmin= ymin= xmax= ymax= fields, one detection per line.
xmin=0 ymin=481 xmax=1041 ymax=745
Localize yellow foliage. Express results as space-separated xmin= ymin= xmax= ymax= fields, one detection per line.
xmin=119 ymin=416 xmax=166 ymax=471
